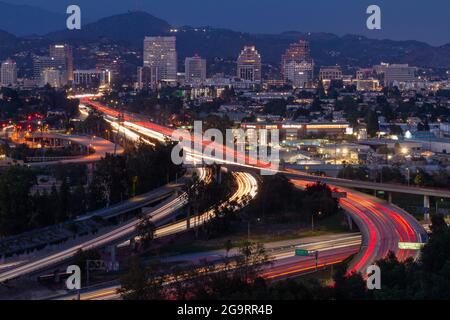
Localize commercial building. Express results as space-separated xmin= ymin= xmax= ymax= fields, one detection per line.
xmin=281 ymin=40 xmax=313 ymax=86
xmin=41 ymin=69 xmax=61 ymax=88
xmin=240 ymin=121 xmax=350 ymax=140
xmin=49 ymin=44 xmax=73 ymax=83
xmin=236 ymin=46 xmax=262 ymax=83
xmin=137 ymin=66 xmax=158 ymax=90
xmin=33 ymin=56 xmax=56 ymax=82
xmin=143 ymin=36 xmax=177 ymax=84
xmin=185 ymin=55 xmax=207 ymax=85
xmin=319 ymin=66 xmax=343 ymax=81
xmin=73 ymin=69 xmax=112 ymax=87
xmin=0 ymin=59 xmax=17 ymax=87
xmin=284 ymin=61 xmax=314 ymax=88
xmin=375 ymin=63 xmax=416 ymax=86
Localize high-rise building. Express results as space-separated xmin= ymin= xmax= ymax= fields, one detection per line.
xmin=319 ymin=66 xmax=343 ymax=81
xmin=137 ymin=66 xmax=159 ymax=90
xmin=33 ymin=56 xmax=56 ymax=83
xmin=49 ymin=44 xmax=73 ymax=83
xmin=41 ymin=69 xmax=61 ymax=88
xmin=284 ymin=61 xmax=314 ymax=88
xmin=382 ymin=64 xmax=416 ymax=86
xmin=236 ymin=46 xmax=262 ymax=83
xmin=185 ymin=55 xmax=206 ymax=85
xmin=1 ymin=59 xmax=17 ymax=87
xmin=143 ymin=36 xmax=177 ymax=84
xmin=281 ymin=40 xmax=313 ymax=86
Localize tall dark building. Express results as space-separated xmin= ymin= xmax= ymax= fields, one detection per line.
xmin=49 ymin=44 xmax=73 ymax=83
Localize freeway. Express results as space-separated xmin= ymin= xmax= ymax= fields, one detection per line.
xmin=82 ymin=97 xmax=450 ymax=199
xmin=155 ymin=172 xmax=258 ymax=238
xmin=0 ymin=168 xmax=207 ymax=283
xmin=54 ymin=234 xmax=361 ymax=300
xmin=291 ymin=179 xmax=428 ymax=274
xmin=81 ymin=97 xmax=433 ymax=275
xmin=284 ymin=168 xmax=450 ymax=199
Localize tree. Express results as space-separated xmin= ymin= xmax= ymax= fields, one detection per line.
xmin=0 ymin=167 xmax=36 ymax=235
xmin=365 ymin=110 xmax=379 ymax=137
xmin=119 ymin=255 xmax=165 ymax=300
xmin=302 ymin=182 xmax=339 ymax=220
xmin=135 ymin=214 xmax=156 ymax=251
xmin=333 ymin=265 xmax=369 ymax=300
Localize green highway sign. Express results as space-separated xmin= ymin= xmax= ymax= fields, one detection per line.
xmin=295 ymin=248 xmax=310 ymax=256
xmin=398 ymin=242 xmax=425 ymax=250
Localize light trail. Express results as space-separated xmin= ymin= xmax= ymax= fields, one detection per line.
xmin=81 ymin=98 xmax=428 ymax=277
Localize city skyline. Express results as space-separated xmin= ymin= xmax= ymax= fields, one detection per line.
xmin=0 ymin=0 xmax=450 ymax=305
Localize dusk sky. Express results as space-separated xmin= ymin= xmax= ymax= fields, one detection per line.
xmin=5 ymin=0 xmax=450 ymax=45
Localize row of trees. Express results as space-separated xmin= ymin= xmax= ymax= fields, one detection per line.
xmin=87 ymin=142 xmax=183 ymax=211
xmin=119 ymin=240 xmax=271 ymax=300
xmin=0 ymin=141 xmax=182 ymax=237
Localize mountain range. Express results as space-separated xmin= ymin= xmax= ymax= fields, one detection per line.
xmin=0 ymin=5 xmax=449 ymax=69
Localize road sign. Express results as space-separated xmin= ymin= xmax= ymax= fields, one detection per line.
xmin=398 ymin=242 xmax=425 ymax=250
xmin=295 ymin=248 xmax=310 ymax=256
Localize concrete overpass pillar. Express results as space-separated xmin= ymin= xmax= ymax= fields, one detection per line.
xmin=388 ymin=192 xmax=392 ymax=204
xmin=109 ymin=245 xmax=116 ymax=265
xmin=424 ymin=195 xmax=431 ymax=221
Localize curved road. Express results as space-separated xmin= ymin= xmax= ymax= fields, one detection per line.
xmin=82 ymin=97 xmax=429 ymax=276
xmin=291 ymin=179 xmax=427 ymax=274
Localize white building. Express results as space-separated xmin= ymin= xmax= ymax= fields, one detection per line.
xmin=73 ymin=69 xmax=111 ymax=87
xmin=143 ymin=36 xmax=177 ymax=84
xmin=381 ymin=64 xmax=416 ymax=86
xmin=1 ymin=59 xmax=18 ymax=87
xmin=185 ymin=55 xmax=206 ymax=85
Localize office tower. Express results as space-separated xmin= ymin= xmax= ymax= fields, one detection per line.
xmin=319 ymin=66 xmax=343 ymax=81
xmin=49 ymin=44 xmax=73 ymax=83
xmin=41 ymin=69 xmax=61 ymax=88
xmin=236 ymin=46 xmax=262 ymax=83
xmin=284 ymin=61 xmax=314 ymax=88
xmin=0 ymin=59 xmax=18 ymax=87
xmin=137 ymin=66 xmax=159 ymax=90
xmin=383 ymin=64 xmax=416 ymax=86
xmin=281 ymin=39 xmax=313 ymax=86
xmin=33 ymin=56 xmax=56 ymax=81
xmin=185 ymin=55 xmax=206 ymax=85
xmin=143 ymin=36 xmax=177 ymax=84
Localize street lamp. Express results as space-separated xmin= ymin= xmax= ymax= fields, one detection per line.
xmin=436 ymin=198 xmax=444 ymax=215
xmin=406 ymin=167 xmax=410 ymax=186
xmin=312 ymin=211 xmax=322 ymax=232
